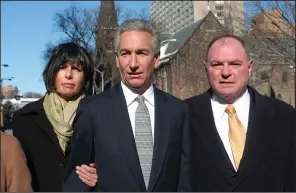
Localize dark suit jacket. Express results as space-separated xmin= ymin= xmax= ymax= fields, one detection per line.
xmin=12 ymin=98 xmax=70 ymax=191
xmin=63 ymin=84 xmax=192 ymax=192
xmin=185 ymin=86 xmax=296 ymax=191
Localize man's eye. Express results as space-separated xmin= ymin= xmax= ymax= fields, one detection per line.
xmin=230 ymin=63 xmax=241 ymax=68
xmin=121 ymin=52 xmax=129 ymax=56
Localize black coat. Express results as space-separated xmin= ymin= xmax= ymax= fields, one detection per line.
xmin=63 ymin=84 xmax=192 ymax=191
xmin=12 ymin=98 xmax=69 ymax=191
xmin=185 ymin=86 xmax=296 ymax=191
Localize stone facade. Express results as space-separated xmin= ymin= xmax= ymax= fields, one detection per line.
xmin=155 ymin=12 xmax=227 ymax=100
xmin=154 ymin=12 xmax=295 ymax=107
xmin=250 ymin=62 xmax=295 ymax=107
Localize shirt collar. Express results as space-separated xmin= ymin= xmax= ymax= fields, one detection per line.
xmin=211 ymin=89 xmax=250 ymax=117
xmin=121 ymin=81 xmax=154 ymax=107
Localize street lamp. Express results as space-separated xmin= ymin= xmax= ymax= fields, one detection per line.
xmin=1 ymin=77 xmax=15 ymax=82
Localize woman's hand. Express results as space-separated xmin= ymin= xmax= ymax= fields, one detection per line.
xmin=76 ymin=163 xmax=98 ymax=187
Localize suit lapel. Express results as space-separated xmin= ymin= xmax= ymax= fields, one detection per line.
xmin=232 ymin=87 xmax=275 ymax=190
xmin=190 ymin=91 xmax=236 ymax=183
xmin=148 ymin=88 xmax=170 ymax=191
xmin=109 ymin=84 xmax=146 ymax=191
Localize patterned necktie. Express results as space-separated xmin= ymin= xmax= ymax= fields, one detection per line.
xmin=225 ymin=104 xmax=246 ymax=169
xmin=135 ymin=95 xmax=153 ymax=189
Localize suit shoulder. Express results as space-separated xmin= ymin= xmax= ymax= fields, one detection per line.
xmin=160 ymin=90 xmax=188 ymax=109
xmin=262 ymin=95 xmax=294 ymax=113
xmin=184 ymin=91 xmax=209 ymax=105
xmin=14 ymin=98 xmax=44 ymax=117
xmin=79 ymin=89 xmax=112 ymax=107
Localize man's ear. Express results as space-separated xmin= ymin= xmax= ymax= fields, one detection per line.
xmin=154 ymin=53 xmax=160 ymax=69
xmin=248 ymin=59 xmax=253 ymax=76
xmin=203 ymin=60 xmax=207 ymax=72
xmin=115 ymin=53 xmax=119 ymax=69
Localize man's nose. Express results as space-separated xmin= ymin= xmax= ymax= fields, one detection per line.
xmin=129 ymin=54 xmax=139 ymax=71
xmin=221 ymin=63 xmax=231 ymax=78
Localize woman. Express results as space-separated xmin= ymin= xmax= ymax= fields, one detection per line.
xmin=1 ymin=132 xmax=32 ymax=192
xmin=12 ymin=42 xmax=98 ymax=191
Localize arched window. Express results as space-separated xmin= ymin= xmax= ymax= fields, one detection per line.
xmin=277 ymin=93 xmax=282 ymax=100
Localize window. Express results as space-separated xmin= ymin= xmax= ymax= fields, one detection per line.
xmin=215 ymin=1 xmax=224 ymax=4
xmin=261 ymin=71 xmax=269 ymax=80
xmin=217 ymin=12 xmax=223 ymax=17
xmin=282 ymin=72 xmax=288 ymax=83
xmin=215 ymin=5 xmax=224 ymax=11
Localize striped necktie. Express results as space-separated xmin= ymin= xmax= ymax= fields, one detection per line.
xmin=135 ymin=95 xmax=153 ymax=189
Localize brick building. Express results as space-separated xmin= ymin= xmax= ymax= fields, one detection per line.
xmin=0 ymin=85 xmax=18 ymax=99
xmin=249 ymin=8 xmax=295 ymax=38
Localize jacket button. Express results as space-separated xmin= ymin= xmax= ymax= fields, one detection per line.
xmin=60 ymin=161 xmax=67 ymax=168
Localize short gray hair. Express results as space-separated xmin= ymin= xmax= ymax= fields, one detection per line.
xmin=114 ymin=19 xmax=161 ymax=54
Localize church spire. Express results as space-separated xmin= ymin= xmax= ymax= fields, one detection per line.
xmin=95 ymin=0 xmax=119 ymax=92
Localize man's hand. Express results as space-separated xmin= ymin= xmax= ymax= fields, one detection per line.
xmin=76 ymin=163 xmax=98 ymax=187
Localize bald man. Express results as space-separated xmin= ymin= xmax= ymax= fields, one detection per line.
xmin=185 ymin=34 xmax=296 ymax=191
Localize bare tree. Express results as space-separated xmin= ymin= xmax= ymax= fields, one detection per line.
xmin=42 ymin=2 xmax=166 ymax=93
xmin=221 ymin=1 xmax=295 ymax=67
xmin=42 ymin=2 xmax=149 ymax=60
xmin=219 ymin=1 xmax=295 ymax=104
xmin=42 ymin=4 xmax=98 ymax=61
xmin=3 ymin=101 xmax=15 ymax=121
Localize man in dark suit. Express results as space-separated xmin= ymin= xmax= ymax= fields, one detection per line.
xmin=185 ymin=34 xmax=296 ymax=191
xmin=63 ymin=19 xmax=192 ymax=192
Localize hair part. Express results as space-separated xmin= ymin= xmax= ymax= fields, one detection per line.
xmin=205 ymin=34 xmax=250 ymax=62
xmin=114 ymin=19 xmax=161 ymax=54
xmin=42 ymin=42 xmax=94 ymax=95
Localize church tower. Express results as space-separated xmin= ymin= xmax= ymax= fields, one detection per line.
xmin=95 ymin=0 xmax=119 ymax=92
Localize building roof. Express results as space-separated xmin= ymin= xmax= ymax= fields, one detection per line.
xmin=160 ymin=18 xmax=205 ymax=61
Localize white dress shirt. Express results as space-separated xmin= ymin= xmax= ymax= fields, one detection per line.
xmin=121 ymin=82 xmax=155 ymax=143
xmin=210 ymin=89 xmax=250 ymax=171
